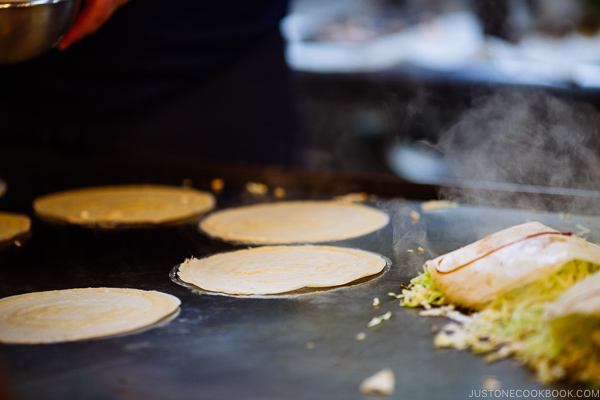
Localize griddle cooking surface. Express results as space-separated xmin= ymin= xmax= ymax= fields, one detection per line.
xmin=0 ymin=157 xmax=590 ymax=399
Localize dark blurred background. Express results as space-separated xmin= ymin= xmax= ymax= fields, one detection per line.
xmin=288 ymin=0 xmax=600 ymax=190
xmin=4 ymin=0 xmax=600 ymax=193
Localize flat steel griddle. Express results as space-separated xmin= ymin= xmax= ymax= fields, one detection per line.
xmin=0 ymin=155 xmax=592 ymax=400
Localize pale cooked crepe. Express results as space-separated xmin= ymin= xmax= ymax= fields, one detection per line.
xmin=199 ymin=201 xmax=389 ymax=244
xmin=546 ymin=272 xmax=600 ymax=318
xmin=427 ymin=221 xmax=600 ymax=309
xmin=34 ymin=185 xmax=215 ymax=228
xmin=178 ymin=245 xmax=388 ymax=295
xmin=0 ymin=212 xmax=31 ymax=243
xmin=0 ymin=288 xmax=181 ymax=344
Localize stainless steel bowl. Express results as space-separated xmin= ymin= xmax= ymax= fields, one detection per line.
xmin=0 ymin=0 xmax=81 ymax=64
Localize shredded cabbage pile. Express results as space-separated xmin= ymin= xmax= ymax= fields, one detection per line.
xmin=530 ymin=315 xmax=600 ymax=384
xmin=400 ymin=270 xmax=446 ymax=308
xmin=401 ymin=260 xmax=600 ymax=384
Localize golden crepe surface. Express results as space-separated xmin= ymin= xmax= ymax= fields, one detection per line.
xmin=0 ymin=212 xmax=31 ymax=243
xmin=0 ymin=288 xmax=181 ymax=344
xmin=34 ymin=185 xmax=215 ymax=228
xmin=200 ymin=200 xmax=389 ymax=244
xmin=426 ymin=221 xmax=600 ymax=309
xmin=178 ymin=245 xmax=388 ymax=295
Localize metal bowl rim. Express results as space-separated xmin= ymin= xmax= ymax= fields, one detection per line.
xmin=0 ymin=0 xmax=73 ymax=8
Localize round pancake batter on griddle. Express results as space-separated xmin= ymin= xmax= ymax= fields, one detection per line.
xmin=33 ymin=185 xmax=215 ymax=228
xmin=0 ymin=212 xmax=31 ymax=244
xmin=200 ymin=201 xmax=389 ymax=244
xmin=177 ymin=245 xmax=388 ymax=295
xmin=0 ymin=288 xmax=181 ymax=344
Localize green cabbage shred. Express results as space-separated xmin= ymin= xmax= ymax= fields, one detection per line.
xmin=402 ymin=260 xmax=600 ymax=384
xmin=400 ymin=269 xmax=446 ymax=308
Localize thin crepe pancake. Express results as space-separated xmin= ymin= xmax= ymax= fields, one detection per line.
xmin=0 ymin=212 xmax=31 ymax=244
xmin=177 ymin=245 xmax=388 ymax=295
xmin=200 ymin=201 xmax=389 ymax=244
xmin=0 ymin=288 xmax=181 ymax=344
xmin=34 ymin=185 xmax=215 ymax=228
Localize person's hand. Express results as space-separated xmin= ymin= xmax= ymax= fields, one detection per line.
xmin=58 ymin=0 xmax=128 ymax=50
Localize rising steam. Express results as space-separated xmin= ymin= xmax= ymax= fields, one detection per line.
xmin=438 ymin=90 xmax=600 ymax=213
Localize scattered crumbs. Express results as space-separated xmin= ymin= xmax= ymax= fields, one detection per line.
xmin=434 ymin=323 xmax=469 ymax=350
xmin=305 ymin=341 xmax=316 ymax=350
xmin=406 ymin=249 xmax=414 ymax=254
xmin=273 ymin=187 xmax=286 ymax=199
xmin=576 ymin=224 xmax=591 ymax=236
xmin=416 ymin=246 xmax=425 ymax=254
xmin=181 ymin=178 xmax=193 ymax=188
xmin=356 ymin=332 xmax=367 ymax=341
xmin=420 ymin=305 xmax=455 ymax=316
xmin=372 ymin=297 xmax=380 ymax=307
xmin=359 ymin=368 xmax=395 ymax=397
xmin=211 ymin=178 xmax=225 ymax=193
xmin=420 ymin=305 xmax=471 ymax=324
xmin=387 ymin=292 xmax=401 ymax=299
xmin=409 ymin=210 xmax=421 ymax=222
xmin=421 ymin=200 xmax=458 ymax=213
xmin=431 ymin=324 xmax=439 ymax=333
xmin=368 ymin=311 xmax=392 ymax=328
xmin=334 ymin=192 xmax=369 ymax=203
xmin=246 ymin=182 xmax=268 ymax=195
xmin=482 ymin=376 xmax=501 ymax=391
xmin=14 ymin=240 xmax=22 ymax=247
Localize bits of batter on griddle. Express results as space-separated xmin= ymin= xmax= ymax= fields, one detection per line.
xmin=372 ymin=297 xmax=380 ymax=308
xmin=367 ymin=311 xmax=392 ymax=328
xmin=482 ymin=376 xmax=501 ymax=391
xmin=273 ymin=186 xmax=286 ymax=199
xmin=409 ymin=210 xmax=421 ymax=222
xmin=305 ymin=341 xmax=316 ymax=350
xmin=356 ymin=332 xmax=367 ymax=341
xmin=334 ymin=192 xmax=379 ymax=203
xmin=416 ymin=246 xmax=425 ymax=254
xmin=359 ymin=368 xmax=395 ymax=396
xmin=335 ymin=192 xmax=369 ymax=203
xmin=211 ymin=178 xmax=225 ymax=193
xmin=421 ymin=200 xmax=458 ymax=212
xmin=245 ymin=182 xmax=268 ymax=196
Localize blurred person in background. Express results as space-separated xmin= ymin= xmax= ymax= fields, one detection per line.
xmin=0 ymin=0 xmax=303 ymax=166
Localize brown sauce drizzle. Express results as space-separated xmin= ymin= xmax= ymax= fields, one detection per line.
xmin=436 ymin=231 xmax=573 ymax=275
